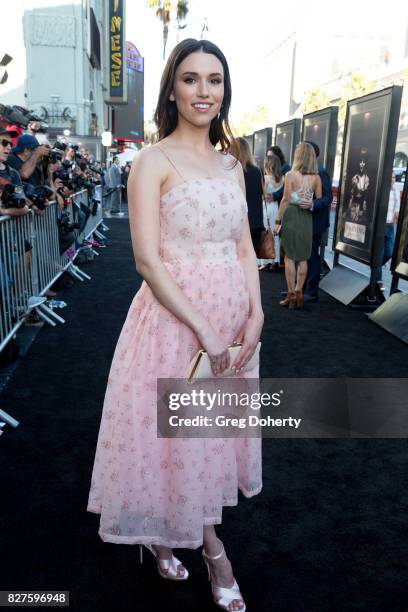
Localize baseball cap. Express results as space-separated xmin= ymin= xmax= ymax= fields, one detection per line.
xmin=0 ymin=125 xmax=19 ymax=139
xmin=11 ymin=134 xmax=40 ymax=153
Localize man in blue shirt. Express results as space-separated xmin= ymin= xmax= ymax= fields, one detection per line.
xmin=303 ymin=141 xmax=333 ymax=302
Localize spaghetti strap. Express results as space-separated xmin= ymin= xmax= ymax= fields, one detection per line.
xmin=156 ymin=144 xmax=186 ymax=182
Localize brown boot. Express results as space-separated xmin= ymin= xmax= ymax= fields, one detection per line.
xmin=280 ymin=291 xmax=296 ymax=307
xmin=295 ymin=290 xmax=303 ymax=309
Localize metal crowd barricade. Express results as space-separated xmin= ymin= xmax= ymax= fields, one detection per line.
xmin=72 ymin=185 xmax=107 ymax=253
xmin=32 ymin=201 xmax=70 ymax=299
xmin=0 ymin=186 xmax=108 ymax=355
xmin=0 ymin=189 xmax=110 ymax=430
xmin=30 ymin=200 xmax=88 ymax=320
xmin=0 ymin=210 xmax=33 ymax=352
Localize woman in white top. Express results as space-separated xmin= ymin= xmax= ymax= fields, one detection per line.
xmin=260 ymin=154 xmax=284 ymax=270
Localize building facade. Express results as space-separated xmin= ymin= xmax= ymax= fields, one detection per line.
xmin=22 ymin=0 xmax=111 ymax=145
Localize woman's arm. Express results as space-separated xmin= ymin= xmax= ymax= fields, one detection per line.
xmin=314 ymin=174 xmax=322 ymax=199
xmin=274 ymin=172 xmax=291 ymax=232
xmin=262 ymin=173 xmax=269 ymax=201
xmin=231 ymin=161 xmax=264 ymax=370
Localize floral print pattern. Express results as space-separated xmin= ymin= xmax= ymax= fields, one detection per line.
xmin=87 ymin=177 xmax=262 ymax=549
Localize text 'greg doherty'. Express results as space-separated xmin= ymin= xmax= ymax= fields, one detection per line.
xmin=168 ymin=415 xmax=302 ymax=429
xmin=168 ymin=390 xmax=282 ymax=411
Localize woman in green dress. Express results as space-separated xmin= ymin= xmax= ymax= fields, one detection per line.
xmin=274 ymin=142 xmax=322 ymax=309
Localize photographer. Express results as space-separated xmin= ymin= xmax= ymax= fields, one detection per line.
xmin=79 ymin=145 xmax=90 ymax=161
xmin=0 ymin=127 xmax=32 ymax=300
xmin=7 ymin=134 xmax=49 ymax=186
xmin=45 ymin=159 xmax=65 ymax=209
xmin=0 ymin=127 xmax=30 ymax=218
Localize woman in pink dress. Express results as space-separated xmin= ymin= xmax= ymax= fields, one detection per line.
xmin=87 ymin=39 xmax=264 ymax=612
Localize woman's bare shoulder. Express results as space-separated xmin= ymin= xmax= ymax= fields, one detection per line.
xmin=131 ymin=145 xmax=168 ymax=179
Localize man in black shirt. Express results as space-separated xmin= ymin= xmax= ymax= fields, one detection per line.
xmin=7 ymin=134 xmax=49 ymax=186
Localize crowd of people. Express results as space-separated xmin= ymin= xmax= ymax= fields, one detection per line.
xmin=236 ymin=138 xmax=332 ymax=308
xmin=236 ymin=137 xmax=403 ymax=306
xmin=0 ymin=116 xmax=105 ymax=311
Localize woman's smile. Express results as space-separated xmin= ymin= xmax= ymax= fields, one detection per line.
xmin=191 ymin=103 xmax=213 ymax=112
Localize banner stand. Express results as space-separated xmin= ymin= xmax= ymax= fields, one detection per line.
xmin=320 ymin=263 xmax=385 ymax=307
xmin=368 ymin=292 xmax=408 ymax=344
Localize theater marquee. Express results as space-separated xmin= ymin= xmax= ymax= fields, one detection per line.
xmin=105 ymin=0 xmax=127 ymax=104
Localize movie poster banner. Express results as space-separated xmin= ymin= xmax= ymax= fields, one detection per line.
xmin=333 ymin=87 xmax=402 ymax=266
xmin=253 ymin=127 xmax=273 ymax=169
xmin=301 ymin=106 xmax=338 ymax=180
xmin=274 ymin=119 xmax=301 ymax=166
xmin=392 ymin=175 xmax=408 ymax=281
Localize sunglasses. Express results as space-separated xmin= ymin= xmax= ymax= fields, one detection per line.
xmin=1 ymin=139 xmax=12 ymax=148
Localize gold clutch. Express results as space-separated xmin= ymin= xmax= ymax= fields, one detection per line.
xmin=187 ymin=341 xmax=261 ymax=383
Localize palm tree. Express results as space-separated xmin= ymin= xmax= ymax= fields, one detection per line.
xmin=148 ymin=1 xmax=189 ymax=60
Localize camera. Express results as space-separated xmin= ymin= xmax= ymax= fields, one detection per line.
xmin=67 ymin=144 xmax=82 ymax=160
xmin=47 ymin=148 xmax=63 ymax=163
xmin=23 ymin=183 xmax=54 ymax=211
xmin=53 ymin=141 xmax=68 ymax=152
xmin=57 ymin=215 xmax=80 ymax=233
xmin=53 ymin=169 xmax=74 ymax=192
xmin=88 ymin=165 xmax=103 ymax=177
xmin=1 ymin=184 xmax=26 ymax=209
xmin=39 ymin=144 xmax=63 ymax=165
xmin=0 ymin=104 xmax=47 ymax=130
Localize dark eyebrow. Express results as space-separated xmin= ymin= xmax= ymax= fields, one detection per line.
xmin=181 ymin=71 xmax=223 ymax=77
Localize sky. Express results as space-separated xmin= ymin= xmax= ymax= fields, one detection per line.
xmin=1 ymin=1 xmax=406 ymax=127
xmin=126 ymin=0 xmax=310 ymax=125
xmin=127 ymin=1 xmax=407 ymax=127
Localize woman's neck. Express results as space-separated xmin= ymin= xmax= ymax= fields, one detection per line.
xmin=167 ymin=119 xmax=214 ymax=154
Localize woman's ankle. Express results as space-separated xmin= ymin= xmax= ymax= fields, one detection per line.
xmin=153 ymin=544 xmax=172 ymax=559
xmin=203 ymin=536 xmax=223 ymax=558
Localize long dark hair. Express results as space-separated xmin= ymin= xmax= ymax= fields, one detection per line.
xmin=267 ymin=145 xmax=286 ymax=166
xmin=154 ymin=38 xmax=237 ymax=157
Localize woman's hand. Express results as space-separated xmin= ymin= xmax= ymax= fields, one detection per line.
xmin=230 ymin=312 xmax=264 ymax=373
xmin=196 ymin=323 xmax=230 ymax=375
xmin=273 ymin=224 xmax=281 ymax=235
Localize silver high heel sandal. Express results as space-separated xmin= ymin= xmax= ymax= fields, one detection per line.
xmin=139 ymin=544 xmax=189 ymax=581
xmin=202 ymin=541 xmax=246 ymax=611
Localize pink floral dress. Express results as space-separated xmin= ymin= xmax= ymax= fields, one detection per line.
xmin=87 ymin=158 xmax=263 ymax=549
